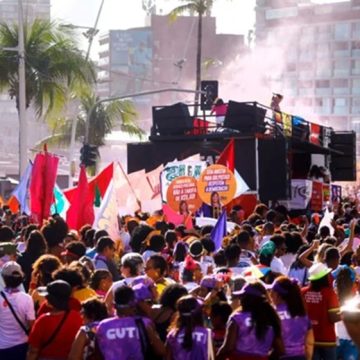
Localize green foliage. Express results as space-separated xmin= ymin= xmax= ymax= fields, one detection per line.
xmin=0 ymin=19 xmax=95 ymax=118
xmin=168 ymin=0 xmax=214 ymax=20
xmin=39 ymin=91 xmax=144 ymax=150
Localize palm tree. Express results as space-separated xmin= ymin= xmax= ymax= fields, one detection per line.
xmin=169 ymin=0 xmax=214 ymax=115
xmin=0 ymin=19 xmax=95 ymax=117
xmin=38 ymin=90 xmax=144 ymax=156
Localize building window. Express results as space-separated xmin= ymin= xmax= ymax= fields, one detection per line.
xmin=317 ymin=24 xmax=331 ymax=41
xmin=286 ymin=63 xmax=296 ymax=72
xmin=333 ymin=79 xmax=348 ymax=87
xmin=333 ymin=78 xmax=349 ymax=95
xmin=265 ymin=7 xmax=298 ymax=20
xmin=333 ymin=41 xmax=349 ymax=57
xmin=352 ymin=22 xmax=360 ymax=38
xmin=334 ymin=59 xmax=350 ymax=76
xmin=316 ymin=80 xmax=330 ymax=88
xmin=315 ymin=98 xmax=323 ymax=107
xmin=316 ymin=61 xmax=332 ymax=77
xmin=334 ymin=98 xmax=347 ymax=107
xmin=351 ymin=41 xmax=360 ymax=56
xmin=334 ymin=22 xmax=351 ymax=41
xmin=298 ymin=80 xmax=313 ymax=88
xmin=317 ymin=43 xmax=330 ymax=58
xmin=353 ymin=79 xmax=360 ymax=94
xmin=352 ymin=60 xmax=360 ymax=75
xmin=351 ymin=120 xmax=360 ymax=133
xmin=352 ymin=98 xmax=360 ymax=114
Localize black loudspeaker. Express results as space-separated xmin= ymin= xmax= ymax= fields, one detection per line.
xmin=330 ymin=131 xmax=356 ymax=181
xmin=291 ymin=153 xmax=311 ymax=179
xmin=153 ymin=102 xmax=193 ymax=135
xmin=258 ymin=138 xmax=291 ymax=201
xmin=224 ymin=101 xmax=266 ymax=134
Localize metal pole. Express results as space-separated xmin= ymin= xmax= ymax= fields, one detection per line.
xmin=18 ymin=0 xmax=27 ymax=177
xmin=86 ymin=0 xmax=104 ymax=61
xmin=68 ymin=0 xmax=105 ymax=186
xmin=84 ymin=88 xmax=204 ymax=144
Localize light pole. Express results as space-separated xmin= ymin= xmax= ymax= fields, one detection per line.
xmin=67 ymin=0 xmax=105 ymax=186
xmin=18 ymin=0 xmax=27 ymax=177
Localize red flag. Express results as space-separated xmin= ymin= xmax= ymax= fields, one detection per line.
xmin=309 ymin=123 xmax=321 ymax=146
xmin=64 ymin=162 xmax=113 ymax=204
xmin=30 ymin=151 xmax=59 ymax=225
xmin=217 ymin=138 xmax=235 ymax=172
xmin=66 ymin=166 xmax=95 ymax=230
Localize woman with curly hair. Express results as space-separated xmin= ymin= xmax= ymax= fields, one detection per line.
xmin=28 ymin=254 xmax=62 ymax=310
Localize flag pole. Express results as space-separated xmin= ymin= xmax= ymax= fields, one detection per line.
xmin=117 ymin=162 xmax=142 ymax=210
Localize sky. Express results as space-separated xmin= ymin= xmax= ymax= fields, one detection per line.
xmin=51 ymin=0 xmax=257 ymax=59
xmin=50 ymin=0 xmax=349 ymax=60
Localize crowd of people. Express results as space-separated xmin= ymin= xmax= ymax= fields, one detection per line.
xmin=0 ymin=200 xmax=360 ymax=360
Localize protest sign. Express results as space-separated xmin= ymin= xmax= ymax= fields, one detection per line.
xmin=197 ymin=164 xmax=236 ymax=206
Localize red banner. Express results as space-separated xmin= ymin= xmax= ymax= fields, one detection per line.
xmin=311 ymin=181 xmax=323 ymax=212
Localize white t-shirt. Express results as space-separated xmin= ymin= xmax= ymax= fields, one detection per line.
xmin=119 ymin=230 xmax=131 ymax=252
xmin=271 ymin=256 xmax=287 ymax=275
xmin=336 ymin=320 xmax=351 ymax=340
xmin=340 ymin=236 xmax=360 ymax=252
xmin=280 ymin=253 xmax=296 ymax=272
xmin=142 ymin=250 xmax=157 ymax=263
xmin=352 ymin=237 xmax=360 ymax=252
xmin=0 ymin=290 xmax=35 ymax=349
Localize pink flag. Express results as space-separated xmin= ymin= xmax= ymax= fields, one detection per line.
xmin=66 ymin=166 xmax=95 ymax=230
xmin=163 ymin=203 xmax=193 ymax=228
xmin=30 ymin=151 xmax=59 ymax=225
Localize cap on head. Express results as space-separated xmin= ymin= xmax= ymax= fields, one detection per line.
xmin=38 ymin=280 xmax=72 ymax=310
xmin=200 ymin=275 xmax=217 ymax=290
xmin=1 ymin=261 xmax=24 ymax=277
xmin=189 ymin=240 xmax=204 ymax=257
xmin=308 ymin=262 xmax=331 ymax=281
xmin=259 ymin=241 xmax=276 ymax=258
xmin=232 ymin=282 xmax=265 ymax=298
xmin=0 ymin=242 xmax=21 ymax=257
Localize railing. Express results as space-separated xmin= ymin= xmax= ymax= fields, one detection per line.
xmin=151 ymin=101 xmax=333 ymax=149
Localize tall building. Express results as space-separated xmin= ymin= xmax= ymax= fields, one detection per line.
xmin=255 ymin=0 xmax=360 ymax=155
xmin=0 ymin=0 xmax=50 ymax=23
xmin=97 ymin=14 xmax=245 ymax=131
xmin=0 ymin=0 xmax=50 ymax=177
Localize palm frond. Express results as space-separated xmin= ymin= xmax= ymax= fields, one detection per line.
xmin=168 ymin=4 xmax=196 ymax=22
xmin=0 ymin=19 xmax=95 ymax=118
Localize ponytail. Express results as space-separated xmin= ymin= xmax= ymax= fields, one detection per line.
xmin=182 ymin=315 xmax=193 ymax=350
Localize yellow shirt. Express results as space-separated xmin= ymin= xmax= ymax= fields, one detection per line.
xmin=156 ymin=277 xmax=174 ymax=296
xmin=73 ymin=287 xmax=97 ymax=303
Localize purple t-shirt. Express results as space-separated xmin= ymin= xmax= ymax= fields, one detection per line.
xmin=166 ymin=325 xmax=209 ymax=360
xmin=276 ymin=304 xmax=311 ymax=357
xmin=96 ymin=316 xmax=152 ymax=360
xmin=230 ymin=311 xmax=274 ymax=357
